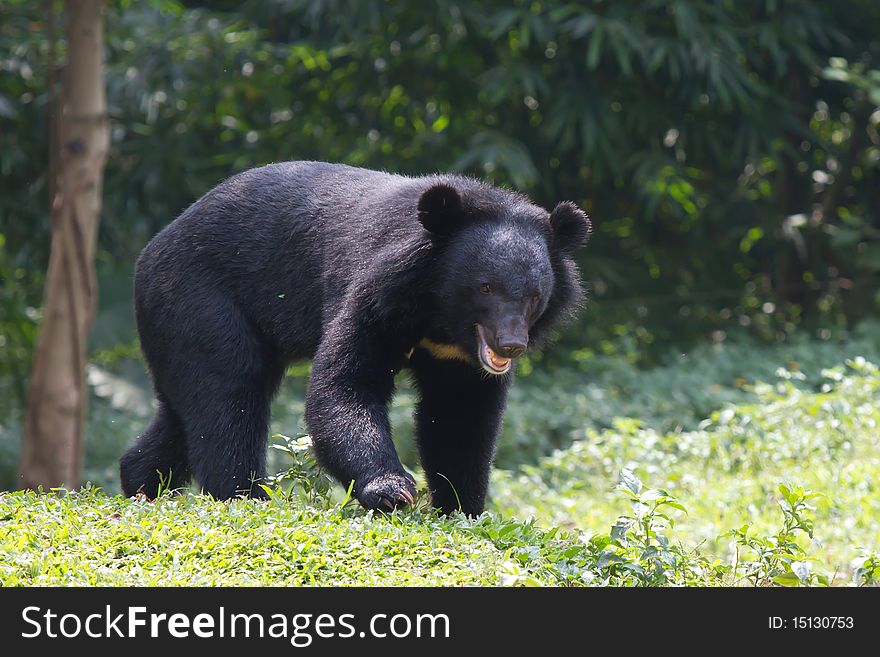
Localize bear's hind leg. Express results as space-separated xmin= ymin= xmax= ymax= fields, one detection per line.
xmin=179 ymin=379 xmax=274 ymax=500
xmin=139 ymin=288 xmax=284 ymax=501
xmin=120 ymin=402 xmax=191 ymax=498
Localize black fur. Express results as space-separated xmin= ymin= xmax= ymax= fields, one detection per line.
xmin=120 ymin=161 xmax=590 ymax=515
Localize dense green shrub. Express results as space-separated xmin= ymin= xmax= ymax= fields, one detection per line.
xmin=492 ymin=358 xmax=880 ymax=583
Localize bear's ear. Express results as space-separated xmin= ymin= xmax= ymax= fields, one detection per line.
xmin=549 ymin=201 xmax=591 ymax=253
xmin=417 ymin=183 xmax=465 ymax=236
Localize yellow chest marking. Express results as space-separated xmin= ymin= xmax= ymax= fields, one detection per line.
xmin=415 ymin=338 xmax=470 ymax=363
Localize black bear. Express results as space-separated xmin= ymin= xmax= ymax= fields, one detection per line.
xmin=120 ymin=161 xmax=590 ymax=515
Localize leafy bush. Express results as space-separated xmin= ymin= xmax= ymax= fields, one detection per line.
xmin=492 ymin=358 xmax=880 ymax=583
xmin=266 ymin=433 xmax=336 ymax=503
xmin=3 ymin=0 xmax=880 ymax=369
xmin=851 ymin=550 xmax=880 ymax=586
xmin=579 ymin=470 xmax=723 ymax=586
xmin=723 ymin=484 xmax=827 ymax=587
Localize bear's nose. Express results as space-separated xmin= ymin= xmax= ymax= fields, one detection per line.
xmin=494 ymin=340 xmax=526 ymax=359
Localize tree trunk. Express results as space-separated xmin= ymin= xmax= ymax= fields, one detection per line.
xmin=19 ymin=0 xmax=108 ymax=490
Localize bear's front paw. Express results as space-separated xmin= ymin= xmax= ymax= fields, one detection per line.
xmin=358 ymin=472 xmax=417 ymax=511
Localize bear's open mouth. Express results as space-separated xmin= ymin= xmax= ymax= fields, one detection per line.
xmin=475 ymin=324 xmax=512 ymax=375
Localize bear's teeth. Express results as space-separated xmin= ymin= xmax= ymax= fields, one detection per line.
xmin=485 ymin=346 xmax=511 ymax=370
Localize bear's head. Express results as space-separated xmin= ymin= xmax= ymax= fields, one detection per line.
xmin=418 ymin=182 xmax=590 ymax=375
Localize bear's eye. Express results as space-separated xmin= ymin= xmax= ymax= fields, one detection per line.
xmin=479 ymin=283 xmax=492 ymax=295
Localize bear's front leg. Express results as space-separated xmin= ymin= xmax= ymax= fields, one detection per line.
xmin=410 ymin=350 xmax=511 ymax=515
xmin=305 ymin=319 xmax=415 ymax=511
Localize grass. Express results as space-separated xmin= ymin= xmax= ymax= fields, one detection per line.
xmin=0 ymin=487 xmax=605 ymax=586
xmin=0 ymin=490 xmax=494 ymax=586
xmin=2 ymin=357 xmax=878 ymax=586
xmin=2 ymin=329 xmax=880 ymax=586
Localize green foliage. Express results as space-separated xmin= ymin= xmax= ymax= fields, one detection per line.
xmin=723 ymin=484 xmax=827 ymax=587
xmin=851 ymin=549 xmax=880 ymax=586
xmin=2 ymin=1 xmax=878 ymax=587
xmin=0 ymin=486 xmax=525 ymax=586
xmin=265 ymin=433 xmax=335 ymax=503
xmin=492 ymin=358 xmax=880 ymax=584
xmin=581 ymin=470 xmax=721 ymax=586
xmin=2 ymin=1 xmax=880 ymax=379
xmin=0 ymin=234 xmax=37 ymax=410
xmin=4 ymin=352 xmax=876 ymax=587
xmin=499 ymin=319 xmax=880 ymax=464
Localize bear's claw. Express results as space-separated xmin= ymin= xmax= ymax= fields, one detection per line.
xmin=358 ymin=472 xmax=417 ymax=511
